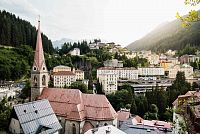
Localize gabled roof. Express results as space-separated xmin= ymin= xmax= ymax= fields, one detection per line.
xmin=117 ymin=110 xmax=130 ymax=121
xmin=13 ymin=99 xmax=62 ymax=134
xmin=38 ymin=88 xmax=117 ymax=121
xmin=82 ymin=121 xmax=94 ymax=134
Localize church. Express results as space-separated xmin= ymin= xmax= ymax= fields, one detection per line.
xmin=30 ymin=20 xmax=118 ymax=134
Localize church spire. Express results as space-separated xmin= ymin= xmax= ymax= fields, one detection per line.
xmin=33 ymin=17 xmax=45 ymax=71
xmin=31 ymin=17 xmax=49 ymax=101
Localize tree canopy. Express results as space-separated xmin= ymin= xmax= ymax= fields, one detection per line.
xmin=0 ymin=97 xmax=12 ymax=131
xmin=167 ymin=71 xmax=191 ymax=106
xmin=70 ymin=81 xmax=88 ymax=93
xmin=0 ymin=10 xmax=54 ymax=54
xmin=177 ymin=0 xmax=200 ymax=27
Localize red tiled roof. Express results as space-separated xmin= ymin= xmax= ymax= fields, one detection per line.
xmin=53 ymin=71 xmax=75 ymax=76
xmin=131 ymin=116 xmax=172 ymax=129
xmin=117 ymin=110 xmax=130 ymax=121
xmin=38 ymin=88 xmax=117 ymax=121
xmin=142 ymin=120 xmax=172 ymax=129
xmin=172 ymin=90 xmax=200 ymax=106
xmin=134 ymin=115 xmax=143 ymax=123
xmin=132 ymin=115 xmax=144 ymax=125
xmin=82 ymin=121 xmax=94 ymax=134
xmin=172 ymin=98 xmax=178 ymax=106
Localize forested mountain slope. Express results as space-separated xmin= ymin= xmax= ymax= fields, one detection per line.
xmin=0 ymin=10 xmax=54 ymax=53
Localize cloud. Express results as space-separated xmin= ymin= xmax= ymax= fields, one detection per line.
xmin=0 ymin=0 xmax=39 ymax=19
xmin=1 ymin=0 xmax=200 ymax=46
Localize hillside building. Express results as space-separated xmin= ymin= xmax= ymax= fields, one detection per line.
xmin=69 ymin=48 xmax=80 ymax=56
xmin=103 ymin=59 xmax=123 ymax=68
xmin=74 ymin=69 xmax=84 ymax=80
xmin=53 ymin=65 xmax=71 ymax=73
xmin=168 ymin=64 xmax=193 ymax=79
xmin=97 ymin=67 xmax=138 ymax=81
xmin=98 ymin=72 xmax=118 ymax=94
xmin=138 ymin=67 xmax=164 ymax=80
xmin=179 ymin=54 xmax=200 ymax=64
xmin=53 ymin=71 xmax=76 ymax=87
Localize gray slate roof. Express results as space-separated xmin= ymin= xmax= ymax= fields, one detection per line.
xmin=13 ymin=99 xmax=62 ymax=134
xmin=119 ymin=118 xmax=172 ymax=134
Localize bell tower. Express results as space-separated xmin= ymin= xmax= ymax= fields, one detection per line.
xmin=31 ymin=18 xmax=49 ymax=101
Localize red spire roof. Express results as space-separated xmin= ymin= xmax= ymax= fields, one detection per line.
xmin=33 ymin=19 xmax=45 ymax=70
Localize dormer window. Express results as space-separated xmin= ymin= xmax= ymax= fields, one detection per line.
xmin=33 ymin=67 xmax=37 ymax=71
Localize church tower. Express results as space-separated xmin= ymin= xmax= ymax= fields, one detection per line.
xmin=31 ymin=18 xmax=49 ymax=101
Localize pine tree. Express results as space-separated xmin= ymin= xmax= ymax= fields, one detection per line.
xmin=130 ymin=100 xmax=137 ymax=114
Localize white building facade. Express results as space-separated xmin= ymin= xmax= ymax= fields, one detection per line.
xmin=138 ymin=67 xmax=165 ymax=80
xmin=74 ymin=70 xmax=84 ymax=80
xmin=70 ymin=48 xmax=80 ymax=56
xmin=169 ymin=64 xmax=193 ymax=79
xmin=53 ymin=71 xmax=76 ymax=87
xmin=117 ymin=68 xmax=138 ymax=80
xmin=99 ymin=73 xmax=118 ymax=94
xmin=97 ymin=67 xmax=138 ymax=81
xmin=148 ymin=54 xmax=160 ymax=65
xmin=138 ymin=67 xmax=164 ymax=76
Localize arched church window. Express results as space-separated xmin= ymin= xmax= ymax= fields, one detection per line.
xmin=72 ymin=123 xmax=76 ymax=134
xmin=42 ymin=75 xmax=46 ymax=86
xmin=43 ymin=67 xmax=45 ymax=70
xmin=34 ymin=76 xmax=37 ymax=86
xmin=33 ymin=66 xmax=37 ymax=71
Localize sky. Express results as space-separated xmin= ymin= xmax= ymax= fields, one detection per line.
xmin=0 ymin=0 xmax=200 ymax=47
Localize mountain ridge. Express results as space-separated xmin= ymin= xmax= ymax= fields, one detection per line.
xmin=53 ymin=38 xmax=75 ymax=48
xmin=127 ymin=11 xmax=200 ymax=52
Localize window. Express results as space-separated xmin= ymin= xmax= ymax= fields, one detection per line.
xmin=42 ymin=75 xmax=46 ymax=86
xmin=72 ymin=123 xmax=76 ymax=134
xmin=34 ymin=76 xmax=37 ymax=86
xmin=43 ymin=67 xmax=45 ymax=70
xmin=33 ymin=66 xmax=37 ymax=71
